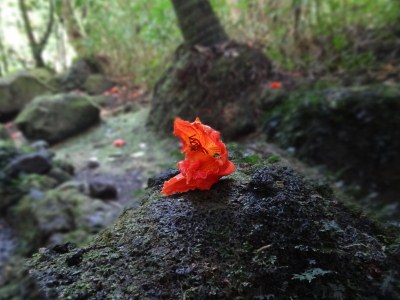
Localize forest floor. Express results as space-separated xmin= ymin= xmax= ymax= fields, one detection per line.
xmin=5 ymin=90 xmax=324 ymax=211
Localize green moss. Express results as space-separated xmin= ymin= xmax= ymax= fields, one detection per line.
xmin=267 ymin=154 xmax=281 ymax=163
xmin=28 ymin=163 xmax=400 ymax=299
xmin=263 ymin=84 xmax=400 ymax=221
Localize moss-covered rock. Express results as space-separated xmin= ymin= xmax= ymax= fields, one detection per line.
xmin=0 ymin=142 xmax=72 ymax=213
xmin=28 ymin=164 xmax=400 ymax=299
xmin=0 ymin=143 xmax=22 ymax=211
xmin=58 ymin=58 xmax=106 ymax=92
xmin=0 ymin=69 xmax=55 ymax=121
xmin=15 ymin=93 xmax=100 ymax=144
xmin=147 ymin=41 xmax=277 ymax=140
xmin=8 ymin=186 xmax=121 ymax=256
xmin=263 ymin=84 xmax=400 ymax=212
xmin=82 ymin=74 xmax=114 ymax=95
xmin=0 ymin=124 xmax=9 ymax=139
xmin=0 ymin=81 xmax=12 ymax=121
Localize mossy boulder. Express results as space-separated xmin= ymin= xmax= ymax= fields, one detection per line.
xmin=28 ymin=164 xmax=400 ymax=299
xmin=0 ymin=124 xmax=9 ymax=139
xmin=263 ymin=84 xmax=400 ymax=206
xmin=15 ymin=93 xmax=100 ymax=144
xmin=0 ymin=143 xmax=21 ymax=211
xmin=0 ymin=81 xmax=13 ymax=120
xmin=58 ymin=58 xmax=106 ymax=92
xmin=82 ymin=74 xmax=114 ymax=95
xmin=147 ymin=41 xmax=275 ymax=140
xmin=0 ymin=69 xmax=55 ymax=121
xmin=8 ymin=187 xmax=121 ymax=256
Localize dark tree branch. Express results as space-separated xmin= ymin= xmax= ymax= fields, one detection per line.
xmin=18 ymin=0 xmax=38 ymax=51
xmin=18 ymin=0 xmax=55 ymax=68
xmin=38 ymin=0 xmax=55 ymax=54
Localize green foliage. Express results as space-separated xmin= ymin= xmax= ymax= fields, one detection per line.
xmin=213 ymin=0 xmax=399 ymax=74
xmin=72 ymin=0 xmax=181 ymax=84
xmin=1 ymin=0 xmax=399 ymax=84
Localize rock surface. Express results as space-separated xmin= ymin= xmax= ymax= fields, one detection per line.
xmin=147 ymin=41 xmax=277 ymax=140
xmin=83 ymin=74 xmax=114 ymax=95
xmin=0 ymin=69 xmax=55 ymax=121
xmin=88 ymin=178 xmax=118 ymax=200
xmin=4 ymin=151 xmax=52 ymax=177
xmin=28 ymin=164 xmax=400 ymax=299
xmin=15 ymin=93 xmax=100 ymax=144
xmin=0 ymin=124 xmax=9 ymax=139
xmin=9 ymin=186 xmax=121 ymax=256
xmin=58 ymin=58 xmax=107 ymax=92
xmin=264 ymin=84 xmax=400 ymax=210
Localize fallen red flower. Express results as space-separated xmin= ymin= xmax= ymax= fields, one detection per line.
xmin=113 ymin=139 xmax=126 ymax=147
xmin=10 ymin=133 xmax=19 ymax=139
xmin=162 ymin=117 xmax=235 ymax=195
xmin=270 ymin=81 xmax=282 ymax=89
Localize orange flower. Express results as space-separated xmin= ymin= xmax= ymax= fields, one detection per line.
xmin=270 ymin=81 xmax=282 ymax=89
xmin=162 ymin=117 xmax=235 ymax=195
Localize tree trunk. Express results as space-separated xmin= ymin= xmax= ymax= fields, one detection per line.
xmin=171 ymin=0 xmax=229 ymax=47
xmin=18 ymin=0 xmax=54 ymax=68
xmin=0 ymin=15 xmax=8 ymax=75
xmin=60 ymin=0 xmax=86 ymax=57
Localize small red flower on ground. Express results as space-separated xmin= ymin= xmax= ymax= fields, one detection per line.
xmin=270 ymin=81 xmax=282 ymax=89
xmin=113 ymin=139 xmax=126 ymax=147
xmin=162 ymin=117 xmax=235 ymax=196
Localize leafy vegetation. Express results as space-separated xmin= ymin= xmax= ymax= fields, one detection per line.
xmin=1 ymin=0 xmax=399 ymax=84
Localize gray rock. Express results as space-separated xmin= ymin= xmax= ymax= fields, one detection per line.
xmin=0 ymin=124 xmax=9 ymax=140
xmin=0 ymin=69 xmax=55 ymax=121
xmin=263 ymin=84 xmax=400 ymax=219
xmin=88 ymin=179 xmax=118 ymax=200
xmin=8 ymin=187 xmax=122 ymax=256
xmin=83 ymin=74 xmax=114 ymax=95
xmin=59 ymin=59 xmax=103 ymax=92
xmin=4 ymin=151 xmax=52 ymax=177
xmin=30 ymin=140 xmax=49 ymax=151
xmin=0 ymin=82 xmax=12 ymax=120
xmin=15 ymin=93 xmax=100 ymax=144
xmin=27 ymin=165 xmax=400 ymax=299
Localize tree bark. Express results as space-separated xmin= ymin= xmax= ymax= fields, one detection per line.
xmin=0 ymin=38 xmax=8 ymax=76
xmin=0 ymin=9 xmax=8 ymax=75
xmin=18 ymin=0 xmax=54 ymax=68
xmin=60 ymin=0 xmax=86 ymax=57
xmin=171 ymin=0 xmax=229 ymax=47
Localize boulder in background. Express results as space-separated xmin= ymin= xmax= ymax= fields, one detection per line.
xmin=15 ymin=93 xmax=100 ymax=144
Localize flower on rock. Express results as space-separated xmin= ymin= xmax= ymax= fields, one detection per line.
xmin=162 ymin=117 xmax=235 ymax=195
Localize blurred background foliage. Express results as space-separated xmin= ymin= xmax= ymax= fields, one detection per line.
xmin=0 ymin=0 xmax=399 ymax=85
